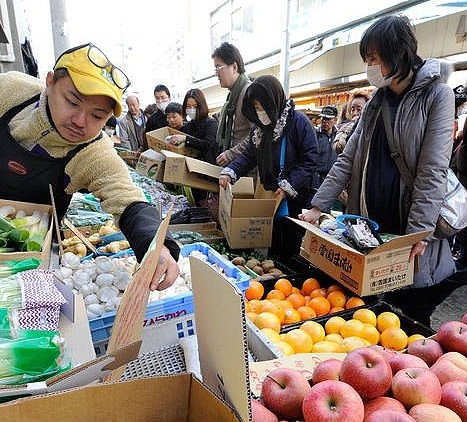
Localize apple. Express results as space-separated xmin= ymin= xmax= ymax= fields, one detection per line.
xmin=302 ymin=379 xmax=364 ymax=422
xmin=364 ymin=396 xmax=408 ymax=420
xmin=261 ymin=367 xmax=311 ymax=421
xmin=340 ymin=347 xmax=393 ymax=400
xmin=388 ymin=353 xmax=429 ymax=374
xmin=407 ymin=338 xmax=444 ymax=366
xmin=312 ymin=358 xmax=342 ymax=384
xmin=436 ymin=320 xmax=467 ymax=355
xmin=461 ymin=313 xmax=467 ymax=325
xmin=430 ymin=352 xmax=467 ymax=385
xmin=391 ymin=367 xmax=442 ymax=408
xmin=408 ymin=403 xmax=462 ymax=422
xmin=251 ymin=399 xmax=278 ymax=422
xmin=440 ymin=381 xmax=467 ymax=422
xmin=368 ymin=344 xmax=398 ymax=362
xmin=365 ymin=410 xmax=416 ymax=422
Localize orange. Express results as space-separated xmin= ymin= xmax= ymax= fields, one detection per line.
xmin=254 ymin=312 xmax=281 ymax=333
xmin=379 ymin=327 xmax=408 ymax=351
xmin=360 ymin=322 xmax=380 ymax=345
xmin=310 ymin=287 xmax=327 ymax=298
xmin=283 ymin=329 xmax=313 ymax=353
xmin=245 ymin=280 xmax=264 ymax=301
xmin=345 ymin=296 xmax=365 ymax=309
xmin=340 ymin=318 xmax=364 ymax=338
xmin=326 ymin=290 xmax=347 ymax=309
xmin=301 ymin=277 xmax=320 ymax=295
xmin=326 ymin=284 xmax=345 ymax=294
xmin=407 ymin=333 xmax=425 ymax=346
xmin=297 ymin=305 xmax=317 ymax=321
xmin=308 ymin=296 xmax=331 ymax=316
xmin=274 ymin=278 xmax=293 ymax=297
xmin=283 ymin=308 xmax=301 ymax=324
xmin=376 ymin=311 xmax=401 ymax=333
xmin=324 ymin=315 xmax=346 ymax=334
xmin=340 ymin=336 xmax=369 ymax=352
xmin=300 ymin=320 xmax=326 ymax=343
xmin=325 ymin=333 xmax=344 ymax=344
xmin=352 ymin=308 xmax=377 ymax=326
xmin=329 ymin=306 xmax=345 ymax=313
xmin=279 ymin=299 xmax=294 ymax=310
xmin=287 ymin=292 xmax=306 ymax=309
xmin=246 ymin=312 xmax=258 ymax=323
xmin=247 ymin=299 xmax=263 ymax=314
xmin=312 ymin=340 xmax=342 ymax=353
xmin=274 ymin=340 xmax=295 ymax=356
xmin=266 ymin=289 xmax=286 ymax=301
xmin=260 ymin=328 xmax=281 ymax=343
xmin=291 ymin=286 xmax=301 ymax=295
xmin=260 ymin=300 xmax=285 ymax=323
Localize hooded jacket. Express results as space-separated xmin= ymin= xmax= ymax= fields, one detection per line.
xmin=310 ymin=59 xmax=456 ymax=287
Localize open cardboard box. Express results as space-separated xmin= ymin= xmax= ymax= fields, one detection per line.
xmin=219 ymin=178 xmax=282 ymax=249
xmin=162 ymin=150 xmax=222 ymax=192
xmin=146 ymin=127 xmax=201 ymax=158
xmin=0 ymin=199 xmax=53 ymax=269
xmin=292 ymin=218 xmax=431 ymax=296
xmin=134 ymin=149 xmax=166 ymax=182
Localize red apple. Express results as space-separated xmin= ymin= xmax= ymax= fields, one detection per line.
xmin=312 ymin=358 xmax=342 ymax=384
xmin=440 ymin=381 xmax=467 ymax=422
xmin=388 ymin=353 xmax=429 ymax=374
xmin=408 ymin=403 xmax=462 ymax=422
xmin=461 ymin=313 xmax=467 ymax=325
xmin=436 ymin=320 xmax=467 ymax=355
xmin=261 ymin=367 xmax=311 ymax=421
xmin=364 ymin=396 xmax=407 ymax=420
xmin=340 ymin=347 xmax=393 ymax=400
xmin=430 ymin=352 xmax=467 ymax=385
xmin=302 ymin=379 xmax=364 ymax=422
xmin=391 ymin=367 xmax=442 ymax=408
xmin=252 ymin=399 xmax=278 ymax=422
xmin=368 ymin=344 xmax=398 ymax=362
xmin=365 ymin=410 xmax=416 ymax=422
xmin=407 ymin=338 xmax=444 ymax=366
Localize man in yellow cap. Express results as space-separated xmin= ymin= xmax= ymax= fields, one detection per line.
xmin=0 ymin=42 xmax=179 ymax=290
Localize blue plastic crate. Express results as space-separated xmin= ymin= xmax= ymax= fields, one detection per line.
xmin=89 ymin=242 xmax=250 ymax=346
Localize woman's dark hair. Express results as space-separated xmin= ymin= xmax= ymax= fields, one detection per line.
xmin=211 ymin=42 xmax=245 ymax=74
xmin=182 ymin=88 xmax=209 ymax=120
xmin=359 ymin=14 xmax=423 ymax=82
xmin=153 ymin=84 xmax=170 ymax=97
xmin=165 ymin=102 xmax=182 ymax=115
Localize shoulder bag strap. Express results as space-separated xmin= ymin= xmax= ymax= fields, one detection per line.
xmin=381 ymin=98 xmax=414 ymax=190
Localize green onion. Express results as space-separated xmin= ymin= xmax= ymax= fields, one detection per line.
xmin=26 ymin=212 xmax=49 ymax=252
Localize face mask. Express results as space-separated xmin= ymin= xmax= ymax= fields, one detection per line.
xmin=257 ymin=110 xmax=271 ymax=126
xmin=157 ymin=101 xmax=169 ymax=112
xmin=186 ymin=107 xmax=197 ymax=120
xmin=104 ymin=128 xmax=114 ymax=137
xmin=366 ymin=64 xmax=393 ymax=88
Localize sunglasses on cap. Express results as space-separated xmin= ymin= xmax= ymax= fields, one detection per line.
xmin=56 ymin=43 xmax=131 ymax=91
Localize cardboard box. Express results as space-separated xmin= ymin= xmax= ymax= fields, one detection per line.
xmin=292 ymin=218 xmax=431 ymax=296
xmin=134 ymin=149 xmax=165 ymax=182
xmin=162 ymin=150 xmax=222 ymax=192
xmin=146 ymin=126 xmax=201 ymax=158
xmin=219 ymin=178 xmax=281 ymax=249
xmin=168 ymin=221 xmax=224 ymax=245
xmin=0 ymin=199 xmax=53 ymax=269
xmin=0 ymin=374 xmax=240 ymax=421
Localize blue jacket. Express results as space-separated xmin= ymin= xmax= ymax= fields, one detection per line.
xmin=227 ymin=109 xmax=318 ymax=216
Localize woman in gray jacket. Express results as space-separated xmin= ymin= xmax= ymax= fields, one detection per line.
xmin=300 ymin=15 xmax=458 ymax=327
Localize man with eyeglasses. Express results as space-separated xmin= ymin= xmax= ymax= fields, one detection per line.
xmin=0 ymin=42 xmax=180 ymax=291
xmin=212 ymin=42 xmax=253 ymax=167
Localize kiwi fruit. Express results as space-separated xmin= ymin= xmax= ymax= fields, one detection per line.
xmin=245 ymin=258 xmax=260 ymax=270
xmin=231 ymin=256 xmax=246 ymax=266
xmin=252 ymin=265 xmax=264 ymax=275
xmin=261 ymin=259 xmax=275 ymax=272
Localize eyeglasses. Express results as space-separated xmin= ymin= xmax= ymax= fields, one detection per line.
xmin=214 ymin=64 xmax=228 ymax=73
xmin=87 ymin=44 xmax=131 ymax=91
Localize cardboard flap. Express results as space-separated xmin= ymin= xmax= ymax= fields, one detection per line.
xmin=232 ymin=177 xmax=254 ymax=197
xmin=368 ymin=230 xmax=432 ymax=254
xmin=190 ymin=256 xmax=251 ymax=422
xmin=184 ymin=156 xmax=222 ymax=179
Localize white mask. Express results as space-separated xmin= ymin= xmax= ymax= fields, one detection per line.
xmin=257 ymin=110 xmax=272 ymax=126
xmin=186 ymin=107 xmax=197 ymax=120
xmin=366 ymin=64 xmax=393 ymax=88
xmin=157 ymin=101 xmax=169 ymax=112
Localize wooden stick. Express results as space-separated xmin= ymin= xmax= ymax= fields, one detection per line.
xmin=62 ymin=217 xmax=98 ymax=254
xmin=49 ymin=184 xmax=64 ymax=258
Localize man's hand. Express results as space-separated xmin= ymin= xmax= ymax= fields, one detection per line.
xmin=409 ymin=240 xmax=428 ymax=263
xmin=298 ymin=207 xmax=321 ymax=224
xmin=216 ymin=152 xmax=229 ymax=166
xmin=149 ymin=245 xmax=180 ymax=291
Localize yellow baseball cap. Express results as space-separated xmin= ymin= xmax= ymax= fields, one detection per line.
xmin=54 ymin=43 xmax=130 ymax=117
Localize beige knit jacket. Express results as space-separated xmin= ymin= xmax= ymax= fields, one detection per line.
xmin=0 ymin=71 xmax=146 ymax=221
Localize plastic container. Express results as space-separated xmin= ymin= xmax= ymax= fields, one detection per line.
xmin=89 ymin=242 xmax=250 ymax=353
